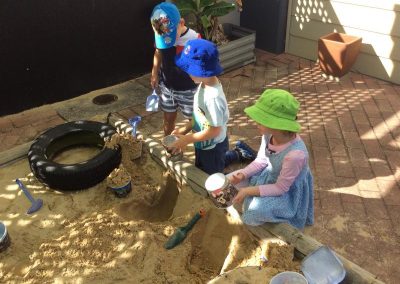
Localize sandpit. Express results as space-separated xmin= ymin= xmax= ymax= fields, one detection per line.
xmin=0 ymin=133 xmax=300 ymax=283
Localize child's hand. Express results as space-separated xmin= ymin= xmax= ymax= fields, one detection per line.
xmin=233 ymin=188 xmax=249 ymax=204
xmin=228 ymin=172 xmax=245 ymax=185
xmin=150 ymin=73 xmax=159 ymax=89
xmin=170 ymin=135 xmax=189 ymax=153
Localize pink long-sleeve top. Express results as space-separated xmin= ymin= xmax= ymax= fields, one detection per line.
xmin=240 ymin=134 xmax=306 ymax=197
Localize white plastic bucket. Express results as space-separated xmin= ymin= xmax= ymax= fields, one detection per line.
xmin=205 ymin=173 xmax=238 ymax=209
xmin=270 ymin=271 xmax=308 ymax=284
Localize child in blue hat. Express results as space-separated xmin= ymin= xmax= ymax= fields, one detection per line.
xmin=169 ymin=39 xmax=232 ymax=174
xmin=150 ymin=2 xmax=200 ymax=135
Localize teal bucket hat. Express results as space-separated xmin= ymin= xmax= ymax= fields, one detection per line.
xmin=244 ymin=89 xmax=301 ymax=132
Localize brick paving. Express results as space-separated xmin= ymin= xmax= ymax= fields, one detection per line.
xmin=1 ymin=49 xmax=400 ymax=283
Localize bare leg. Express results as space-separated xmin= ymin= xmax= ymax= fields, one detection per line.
xmin=163 ymin=111 xmax=177 ymax=136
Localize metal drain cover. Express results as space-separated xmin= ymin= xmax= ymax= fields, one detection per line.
xmin=92 ymin=94 xmax=118 ymax=105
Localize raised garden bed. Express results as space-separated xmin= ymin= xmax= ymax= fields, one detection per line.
xmin=218 ymin=24 xmax=256 ymax=73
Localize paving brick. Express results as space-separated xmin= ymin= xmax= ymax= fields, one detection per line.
xmin=370 ymin=161 xmax=393 ymax=178
xmin=0 ymin=134 xmax=19 ymax=152
xmin=362 ymin=101 xmax=381 ymax=118
xmin=359 ymin=190 xmax=382 ymax=199
xmin=332 ymin=157 xmax=355 ymax=178
xmin=387 ymin=205 xmax=400 ymax=225
xmin=381 ymin=84 xmax=398 ymax=96
xmin=338 ymin=113 xmax=357 ymax=132
xmin=384 ymin=150 xmax=400 ymax=170
xmin=348 ymin=148 xmax=369 ymax=167
xmin=328 ymin=138 xmax=347 ymax=157
xmin=364 ymin=198 xmax=390 ymax=220
xmin=309 ymin=129 xmax=328 ymax=147
xmin=356 ymin=123 xmax=375 ymax=139
xmin=118 ymin=107 xmax=140 ymax=120
xmin=353 ymin=166 xmax=374 ymax=180
xmin=385 ymin=94 xmax=400 ymax=108
xmin=357 ymin=177 xmax=379 ymax=192
xmin=9 ymin=113 xmax=29 ymax=128
xmin=0 ymin=117 xmax=13 ymax=131
xmin=130 ymin=104 xmax=154 ymax=118
xmin=324 ymin=119 xmax=342 ymax=138
xmin=379 ymin=181 xmax=400 ymax=206
xmin=340 ymin=189 xmax=363 ymax=203
xmin=45 ymin=116 xmax=65 ymax=128
xmin=375 ymin=99 xmax=394 ymax=113
xmin=350 ymin=110 xmax=369 ymax=126
xmin=320 ymin=192 xmax=344 ymax=215
xmin=312 ymin=146 xmax=333 ymax=165
xmin=343 ymin=202 xmax=367 ymax=221
xmin=362 ymin=139 xmax=385 ymax=159
xmin=342 ymin=131 xmax=363 ymax=148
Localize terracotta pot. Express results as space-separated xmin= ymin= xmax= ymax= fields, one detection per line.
xmin=318 ymin=32 xmax=362 ymax=77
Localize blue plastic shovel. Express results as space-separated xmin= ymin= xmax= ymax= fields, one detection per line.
xmin=128 ymin=116 xmax=142 ymax=138
xmin=15 ymin=179 xmax=43 ymax=214
xmin=146 ymin=89 xmax=159 ymax=112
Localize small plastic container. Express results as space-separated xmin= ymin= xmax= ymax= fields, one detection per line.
xmin=205 ymin=173 xmax=238 ymax=209
xmin=162 ymin=135 xmax=183 ymax=160
xmin=270 ymin=271 xmax=308 ymax=284
xmin=0 ymin=222 xmax=11 ymax=253
xmin=146 ymin=89 xmax=159 ymax=112
xmin=301 ymin=246 xmax=346 ymax=284
xmin=110 ymin=180 xmax=132 ymax=198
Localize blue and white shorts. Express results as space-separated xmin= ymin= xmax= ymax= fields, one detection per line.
xmin=159 ymin=83 xmax=197 ymax=119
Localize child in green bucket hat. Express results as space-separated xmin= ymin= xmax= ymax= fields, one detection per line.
xmin=227 ymin=89 xmax=314 ymax=229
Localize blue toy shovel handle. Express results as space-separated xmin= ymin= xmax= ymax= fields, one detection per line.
xmin=15 ymin=179 xmax=35 ymax=203
xmin=128 ymin=116 xmax=142 ymax=138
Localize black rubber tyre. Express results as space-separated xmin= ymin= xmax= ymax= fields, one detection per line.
xmin=28 ymin=120 xmax=121 ymax=191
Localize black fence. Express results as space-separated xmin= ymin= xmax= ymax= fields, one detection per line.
xmin=0 ymin=0 xmax=160 ymax=116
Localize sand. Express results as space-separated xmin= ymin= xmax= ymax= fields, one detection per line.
xmin=0 ymin=133 xmax=299 ymax=283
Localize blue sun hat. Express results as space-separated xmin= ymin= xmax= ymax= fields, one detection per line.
xmin=175 ymin=38 xmax=223 ymax=77
xmin=150 ymin=2 xmax=181 ymax=49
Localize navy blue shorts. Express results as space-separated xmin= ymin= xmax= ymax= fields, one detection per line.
xmin=195 ymin=137 xmax=229 ymax=175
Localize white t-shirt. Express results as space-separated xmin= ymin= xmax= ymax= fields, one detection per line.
xmin=192 ymin=82 xmax=229 ymax=150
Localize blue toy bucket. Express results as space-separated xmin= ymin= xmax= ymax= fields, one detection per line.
xmin=0 ymin=222 xmax=11 ymax=252
xmin=111 ymin=180 xmax=132 ymax=198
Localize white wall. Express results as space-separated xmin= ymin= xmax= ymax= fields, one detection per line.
xmin=285 ymin=0 xmax=400 ymax=84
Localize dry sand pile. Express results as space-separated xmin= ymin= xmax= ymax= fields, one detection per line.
xmin=0 ymin=133 xmax=299 ymax=283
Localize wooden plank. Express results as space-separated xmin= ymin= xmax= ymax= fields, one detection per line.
xmin=0 ymin=142 xmax=30 ymax=167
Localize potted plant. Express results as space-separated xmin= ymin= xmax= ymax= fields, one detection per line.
xmin=173 ymin=0 xmax=255 ymax=72
xmin=318 ymin=32 xmax=362 ymax=79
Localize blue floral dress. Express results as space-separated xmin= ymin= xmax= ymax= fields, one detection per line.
xmin=241 ymin=135 xmax=314 ymax=229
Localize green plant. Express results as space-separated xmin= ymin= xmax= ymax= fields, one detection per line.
xmin=173 ymin=0 xmax=238 ymax=44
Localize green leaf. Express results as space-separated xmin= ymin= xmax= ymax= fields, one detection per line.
xmin=203 ymin=2 xmax=235 ymax=17
xmin=200 ymin=15 xmax=211 ymax=29
xmin=198 ymin=0 xmax=215 ymax=9
xmin=174 ymin=0 xmax=197 ymax=15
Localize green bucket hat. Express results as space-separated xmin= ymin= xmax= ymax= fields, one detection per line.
xmin=244 ymin=89 xmax=301 ymax=132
